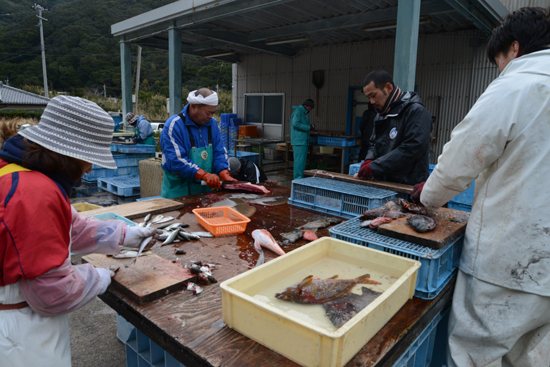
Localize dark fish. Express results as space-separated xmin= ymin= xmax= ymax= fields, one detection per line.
xmin=385 ymin=211 xmax=408 ymax=219
xmin=403 ymin=202 xmax=427 ymax=215
xmin=382 ymin=201 xmax=407 ymax=213
xmin=407 ymin=215 xmax=436 ymax=233
xmin=281 ymin=230 xmax=304 ymax=243
xmin=275 ymin=274 xmax=381 ymax=304
xmin=393 ymin=198 xmax=409 ymax=207
xmin=221 ymin=180 xmax=271 ymax=194
xmin=299 ymin=219 xmax=330 ymax=230
xmin=323 ymin=288 xmax=381 ymax=328
xmin=359 ymin=208 xmax=387 ymax=220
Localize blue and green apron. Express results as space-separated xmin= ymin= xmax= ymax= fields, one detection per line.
xmin=161 ymin=113 xmax=213 ymax=198
xmin=134 ymin=126 xmax=156 ymax=146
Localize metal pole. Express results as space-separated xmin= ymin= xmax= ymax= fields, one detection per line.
xmin=33 ymin=4 xmax=49 ymax=98
xmin=134 ymin=46 xmax=142 ymax=115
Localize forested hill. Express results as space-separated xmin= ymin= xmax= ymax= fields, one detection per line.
xmin=0 ymin=0 xmax=232 ymax=97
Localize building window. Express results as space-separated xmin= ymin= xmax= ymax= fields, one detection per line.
xmin=244 ymin=94 xmax=284 ymax=125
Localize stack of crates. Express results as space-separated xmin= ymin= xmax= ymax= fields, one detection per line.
xmin=228 ymin=118 xmax=241 ymax=152
xmin=220 ymin=113 xmax=237 ymax=150
xmin=82 ymin=152 xmax=152 ymax=184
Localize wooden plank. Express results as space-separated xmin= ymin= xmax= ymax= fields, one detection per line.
xmin=82 ymin=198 xmax=186 ymax=219
xmin=303 ymin=170 xmax=414 ymax=194
xmin=377 ymin=207 xmax=469 ymax=249
xmin=82 ymin=253 xmax=193 ymax=305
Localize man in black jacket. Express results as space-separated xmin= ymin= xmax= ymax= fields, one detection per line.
xmin=356 ymin=70 xmax=432 ymax=185
xmin=228 ymin=157 xmax=267 ymax=184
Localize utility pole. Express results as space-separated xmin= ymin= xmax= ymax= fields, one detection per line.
xmin=134 ymin=46 xmax=142 ymax=114
xmin=32 ymin=3 xmax=48 ymax=98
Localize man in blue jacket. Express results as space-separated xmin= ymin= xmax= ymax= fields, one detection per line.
xmin=290 ymin=99 xmax=315 ymax=179
xmin=160 ymin=88 xmax=236 ymax=198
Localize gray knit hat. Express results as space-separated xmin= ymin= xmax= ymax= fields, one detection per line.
xmin=228 ymin=157 xmax=241 ymax=173
xmin=125 ymin=112 xmax=138 ymax=124
xmin=18 ymin=95 xmax=117 ymax=169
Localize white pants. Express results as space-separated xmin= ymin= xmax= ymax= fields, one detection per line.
xmin=448 ymin=270 xmax=550 ymax=367
xmin=0 ymin=283 xmax=71 ymax=367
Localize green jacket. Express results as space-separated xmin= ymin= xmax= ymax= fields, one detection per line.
xmin=290 ymin=105 xmax=311 ymax=146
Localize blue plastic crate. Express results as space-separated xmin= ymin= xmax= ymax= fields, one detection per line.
xmin=349 ymin=161 xmax=363 ymax=176
xmin=289 ymin=177 xmax=398 ymax=219
xmin=120 ymin=314 xmax=186 ymax=367
xmin=90 ymin=213 xmax=136 ymax=226
xmin=329 ymin=217 xmax=463 ymax=299
xmin=230 ymin=117 xmax=242 ymax=127
xmin=392 ymin=305 xmax=450 ymax=367
xmin=447 ymin=201 xmax=471 ymax=212
xmin=117 ymin=166 xmax=139 ymax=176
xmin=111 ymin=144 xmax=156 ymax=154
xmin=98 ymin=175 xmax=140 ymax=197
xmin=309 ymin=135 xmax=318 ymax=145
xmin=82 ymin=167 xmax=118 ymax=182
xmin=228 ymin=150 xmax=260 ymax=165
xmin=317 ymin=136 xmax=356 ymax=147
xmin=110 ymin=153 xmax=151 ymax=168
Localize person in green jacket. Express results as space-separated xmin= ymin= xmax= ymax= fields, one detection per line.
xmin=290 ymin=99 xmax=315 ymax=179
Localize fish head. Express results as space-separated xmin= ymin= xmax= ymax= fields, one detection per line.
xmin=274 ymin=285 xmax=301 ymax=302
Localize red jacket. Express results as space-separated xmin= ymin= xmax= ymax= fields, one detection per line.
xmin=0 ymin=159 xmax=71 ymax=286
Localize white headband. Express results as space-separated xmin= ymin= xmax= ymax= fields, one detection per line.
xmin=187 ymin=90 xmax=218 ymax=106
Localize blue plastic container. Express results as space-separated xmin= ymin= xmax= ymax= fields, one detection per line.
xmin=111 ymin=144 xmax=156 ymax=154
xmin=329 ymin=217 xmax=463 ymax=299
xmin=119 ymin=314 xmax=185 ymax=367
xmin=230 ymin=117 xmax=242 ymax=127
xmin=317 ymin=136 xmax=356 ymax=147
xmin=289 ymin=177 xmax=398 ymax=219
xmin=348 ymin=161 xmax=363 ymax=176
xmin=112 ymin=115 xmax=122 ymax=133
xmin=228 ymin=150 xmax=260 ymax=165
xmin=98 ymin=175 xmax=140 ymax=197
xmin=90 ymin=213 xmax=136 ymax=227
xmin=391 ymin=305 xmax=450 ymax=367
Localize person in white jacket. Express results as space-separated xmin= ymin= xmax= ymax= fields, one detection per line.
xmin=412 ymin=7 xmax=550 ymax=367
xmin=0 ymin=96 xmax=160 ymax=367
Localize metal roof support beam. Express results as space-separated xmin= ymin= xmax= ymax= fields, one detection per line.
xmin=191 ymin=29 xmax=297 ymax=57
xmin=248 ymin=0 xmax=452 ymax=42
xmin=169 ymin=28 xmax=182 ymax=115
xmin=393 ymin=0 xmax=421 ymax=92
xmin=444 ymin=0 xmax=494 ymax=34
xmin=136 ymin=37 xmax=240 ymax=63
xmin=120 ymin=41 xmax=133 ymax=126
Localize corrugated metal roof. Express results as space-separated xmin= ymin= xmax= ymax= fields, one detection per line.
xmin=0 ymin=83 xmax=50 ymax=106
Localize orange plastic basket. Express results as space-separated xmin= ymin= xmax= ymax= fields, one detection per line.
xmin=192 ymin=206 xmax=251 ymax=237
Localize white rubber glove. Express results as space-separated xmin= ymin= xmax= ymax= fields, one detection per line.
xmin=123 ymin=226 xmax=159 ymax=248
xmin=97 ymin=268 xmax=115 ymax=295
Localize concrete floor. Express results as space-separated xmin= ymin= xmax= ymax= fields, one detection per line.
xmin=68 ymin=169 xmax=293 ymax=366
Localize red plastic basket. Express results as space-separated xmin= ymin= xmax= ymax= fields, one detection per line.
xmin=192 ymin=206 xmax=251 ymax=236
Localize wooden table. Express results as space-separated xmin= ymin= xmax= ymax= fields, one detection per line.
xmin=285 ymin=143 xmax=360 ymax=175
xmin=95 ymin=187 xmax=453 ymax=367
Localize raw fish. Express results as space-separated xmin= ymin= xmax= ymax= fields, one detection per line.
xmin=407 ymin=215 xmax=436 ymax=233
xmin=359 ymin=208 xmax=387 ymax=220
xmin=360 ymin=220 xmax=372 ymax=228
xmin=403 ymin=201 xmax=427 ymax=215
xmin=251 ymin=229 xmax=285 ymax=256
xmin=275 ymin=274 xmax=380 ymax=304
xmin=385 ymin=211 xmax=408 ymax=219
xmin=369 ymin=216 xmax=394 ymax=229
xmin=281 ymin=230 xmax=303 ymax=243
xmin=221 ymin=181 xmax=271 ymax=194
xmin=130 ymin=236 xmax=153 ymax=265
xmin=382 ymin=201 xmax=407 ymax=212
xmin=302 ymin=230 xmax=318 ymax=241
xmin=299 ymin=219 xmax=330 ymax=230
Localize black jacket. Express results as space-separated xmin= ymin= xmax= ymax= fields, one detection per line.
xmin=358 ymin=106 xmax=377 ymax=161
xmin=232 ymin=158 xmax=267 ymax=184
xmin=366 ymin=91 xmax=432 ymax=185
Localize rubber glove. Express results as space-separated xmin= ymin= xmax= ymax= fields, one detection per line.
xmin=219 ymin=169 xmax=238 ymax=182
xmin=195 ymin=168 xmax=221 ymax=188
xmin=123 ymin=226 xmax=160 ymax=248
xmin=310 ymin=124 xmax=316 ymax=131
xmin=411 ymin=182 xmax=425 ymax=205
xmin=96 ymin=268 xmax=115 ymax=295
xmin=358 ymin=160 xmax=374 ymax=179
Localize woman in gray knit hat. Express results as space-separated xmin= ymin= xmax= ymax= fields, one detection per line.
xmin=0 ymin=96 xmax=160 ymax=367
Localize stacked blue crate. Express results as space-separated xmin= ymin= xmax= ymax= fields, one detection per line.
xmin=220 ymin=113 xmax=237 ymax=150
xmin=82 ymin=153 xmax=150 ymax=184
xmin=228 ymin=118 xmax=240 ymax=152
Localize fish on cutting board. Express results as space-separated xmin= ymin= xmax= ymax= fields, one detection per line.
xmin=359 ymin=208 xmax=387 ymax=220
xmin=275 ymin=274 xmax=381 ymax=304
xmin=407 ymin=215 xmax=436 ymax=233
xmin=252 ymin=229 xmax=285 ymax=256
xmin=301 ymin=230 xmax=318 ymax=241
xmin=221 ymin=180 xmax=271 ymax=194
xmin=369 ymin=216 xmax=395 ymax=229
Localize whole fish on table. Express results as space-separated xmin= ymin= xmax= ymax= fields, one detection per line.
xmin=369 ymin=216 xmax=395 ymax=229
xmin=275 ymin=273 xmax=381 ymax=304
xmin=221 ymin=180 xmax=271 ymax=194
xmin=130 ymin=236 xmax=154 ymax=265
xmin=407 ymin=215 xmax=436 ymax=233
xmin=281 ymin=230 xmax=304 ymax=243
xmin=360 ymin=208 xmax=387 ymax=220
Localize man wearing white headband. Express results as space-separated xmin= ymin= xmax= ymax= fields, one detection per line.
xmin=160 ymin=88 xmax=237 ymax=198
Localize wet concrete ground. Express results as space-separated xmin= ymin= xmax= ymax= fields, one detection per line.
xmin=68 ymin=169 xmax=293 ymax=367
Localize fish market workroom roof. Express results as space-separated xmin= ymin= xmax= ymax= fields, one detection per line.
xmin=111 ymin=0 xmax=508 ymax=63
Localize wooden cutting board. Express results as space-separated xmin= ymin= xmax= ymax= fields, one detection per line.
xmin=303 ymin=170 xmax=414 ymax=194
xmin=82 ymin=253 xmax=194 ymax=305
xmin=377 ymin=207 xmax=470 ymax=249
xmin=82 ymin=198 xmax=186 ymax=219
